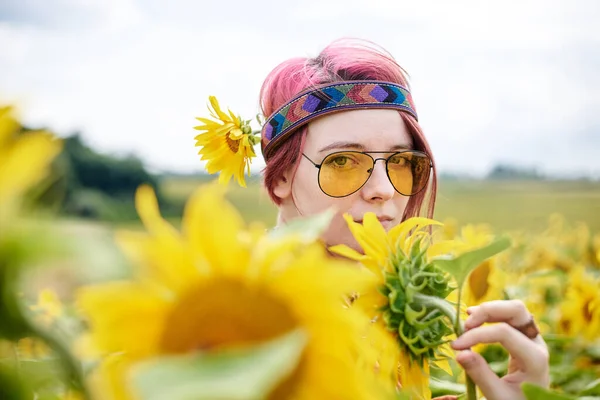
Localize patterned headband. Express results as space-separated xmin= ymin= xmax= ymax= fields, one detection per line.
xmin=260 ymin=80 xmax=418 ymax=159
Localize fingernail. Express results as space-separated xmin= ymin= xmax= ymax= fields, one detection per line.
xmin=466 ymin=307 xmax=475 ymax=315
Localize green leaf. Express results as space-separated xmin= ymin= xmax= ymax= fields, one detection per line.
xmin=580 ymin=379 xmax=600 ymax=396
xmin=522 ymin=383 xmax=575 ymax=400
xmin=255 ymin=113 xmax=264 ymax=125
xmin=131 ymin=329 xmax=307 ymax=400
xmin=429 ymin=376 xmax=466 ymax=396
xmin=585 ymin=344 xmax=600 ymax=360
xmin=268 ymin=208 xmax=335 ymax=243
xmin=432 ymin=236 xmax=511 ymax=287
xmin=395 ymin=391 xmax=412 ymax=400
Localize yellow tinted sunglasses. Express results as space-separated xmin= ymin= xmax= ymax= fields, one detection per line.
xmin=302 ymin=150 xmax=432 ymax=198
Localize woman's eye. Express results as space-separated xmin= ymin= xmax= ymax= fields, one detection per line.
xmin=390 ymin=156 xmax=407 ymax=165
xmin=325 ymin=155 xmax=358 ymax=167
xmin=332 ymin=156 xmax=349 ymax=166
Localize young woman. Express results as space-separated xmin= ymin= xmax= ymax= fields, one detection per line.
xmin=257 ymin=39 xmax=550 ymax=400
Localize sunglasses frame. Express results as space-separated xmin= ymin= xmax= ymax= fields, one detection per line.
xmin=302 ymin=150 xmax=433 ymax=198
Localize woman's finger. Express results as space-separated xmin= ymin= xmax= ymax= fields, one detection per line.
xmin=451 ymin=323 xmax=549 ymax=375
xmin=455 ymin=350 xmax=505 ymax=397
xmin=464 ymin=300 xmax=531 ymax=331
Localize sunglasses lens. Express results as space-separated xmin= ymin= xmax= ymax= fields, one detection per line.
xmin=387 ymin=151 xmax=431 ymax=195
xmin=319 ymin=152 xmax=373 ymax=197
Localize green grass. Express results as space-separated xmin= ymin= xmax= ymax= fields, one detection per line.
xmin=160 ymin=177 xmax=600 ymax=234
xmin=160 ymin=176 xmax=278 ymax=227
xmin=435 ymin=180 xmax=600 ymax=233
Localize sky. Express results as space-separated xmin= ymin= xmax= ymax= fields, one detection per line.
xmin=1 ymin=0 xmax=599 ymax=178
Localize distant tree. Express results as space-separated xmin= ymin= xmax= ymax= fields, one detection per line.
xmin=18 ymin=121 xmax=180 ymax=221
xmin=60 ymin=134 xmax=159 ymax=196
xmin=486 ymin=164 xmax=545 ymax=180
xmin=22 ymin=132 xmax=169 ymax=220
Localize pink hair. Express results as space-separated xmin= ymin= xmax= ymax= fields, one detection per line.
xmin=259 ymin=39 xmax=437 ymax=219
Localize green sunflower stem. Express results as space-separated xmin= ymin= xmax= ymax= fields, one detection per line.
xmin=11 ymin=342 xmax=20 ymax=376
xmin=464 ymin=377 xmax=478 ymax=400
xmin=412 ymin=291 xmax=478 ymax=400
xmin=455 ymin=286 xmax=464 ymax=334
xmin=455 ymin=286 xmax=478 ymax=400
xmin=249 ymin=131 xmax=262 ymax=146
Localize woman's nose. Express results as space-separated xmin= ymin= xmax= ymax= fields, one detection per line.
xmin=361 ymin=159 xmax=395 ymax=202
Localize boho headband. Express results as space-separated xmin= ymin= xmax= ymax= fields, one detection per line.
xmin=260 ymin=80 xmax=418 ymax=160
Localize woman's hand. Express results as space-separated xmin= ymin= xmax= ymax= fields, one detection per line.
xmin=450 ymin=299 xmax=550 ymax=400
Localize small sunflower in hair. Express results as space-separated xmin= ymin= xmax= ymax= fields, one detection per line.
xmin=193 ymin=96 xmax=261 ymax=187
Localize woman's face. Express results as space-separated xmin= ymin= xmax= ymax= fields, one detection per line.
xmin=274 ymin=109 xmax=414 ymax=251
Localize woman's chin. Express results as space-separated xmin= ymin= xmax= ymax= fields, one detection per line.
xmin=324 ymin=233 xmax=364 ymax=255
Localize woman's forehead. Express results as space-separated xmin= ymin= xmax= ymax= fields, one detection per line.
xmin=305 ymin=109 xmax=412 ymax=152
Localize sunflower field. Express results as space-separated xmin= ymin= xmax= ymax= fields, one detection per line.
xmin=1 ymin=104 xmax=600 ymax=400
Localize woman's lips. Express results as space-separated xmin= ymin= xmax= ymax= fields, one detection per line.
xmin=354 ymin=216 xmax=395 ymax=230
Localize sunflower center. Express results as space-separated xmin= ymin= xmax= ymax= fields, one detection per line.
xmin=226 ymin=134 xmax=240 ymax=153
xmin=560 ymin=317 xmax=571 ymax=333
xmin=583 ymin=298 xmax=594 ymax=323
xmin=159 ymin=279 xmax=298 ymax=353
xmin=468 ymin=261 xmax=491 ymax=302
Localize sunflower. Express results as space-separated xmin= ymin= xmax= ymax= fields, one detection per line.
xmin=77 ymin=184 xmax=396 ymax=400
xmin=446 ymin=225 xmax=508 ymax=307
xmin=30 ymin=288 xmax=64 ymax=326
xmin=330 ymin=214 xmax=457 ymax=400
xmin=193 ymin=96 xmax=259 ymax=187
xmin=516 ymin=272 xmax=563 ymax=335
xmin=558 ymin=267 xmax=600 ymax=342
xmin=593 ymin=234 xmax=600 ymax=267
xmin=0 ymin=106 xmax=62 ymax=221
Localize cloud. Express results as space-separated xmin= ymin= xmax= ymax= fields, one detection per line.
xmin=0 ymin=0 xmax=143 ymax=32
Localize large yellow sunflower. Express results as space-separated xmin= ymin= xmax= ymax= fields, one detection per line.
xmin=193 ymin=96 xmax=259 ymax=187
xmin=0 ymin=106 xmax=62 ymax=221
xmin=77 ymin=184 xmax=396 ymax=400
xmin=330 ymin=214 xmax=457 ymax=400
xmin=558 ymin=267 xmax=600 ymax=342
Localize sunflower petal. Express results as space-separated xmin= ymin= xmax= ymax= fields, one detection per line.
xmin=0 ymin=130 xmax=62 ymax=206
xmin=135 ymin=185 xmax=179 ymax=239
xmin=398 ymin=354 xmax=431 ymax=400
xmin=389 ymin=217 xmax=442 ymax=253
xmin=208 ymin=96 xmax=231 ymax=122
xmin=328 ymin=244 xmax=366 ymax=261
xmin=182 ymin=184 xmax=249 ymax=276
xmin=77 ymin=282 xmax=169 ymax=358
xmin=433 ymin=357 xmax=453 ymax=377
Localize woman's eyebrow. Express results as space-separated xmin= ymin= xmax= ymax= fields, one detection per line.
xmin=318 ymin=141 xmax=364 ymax=153
xmin=390 ymin=144 xmax=413 ymax=151
xmin=318 ymin=142 xmax=413 ymax=153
